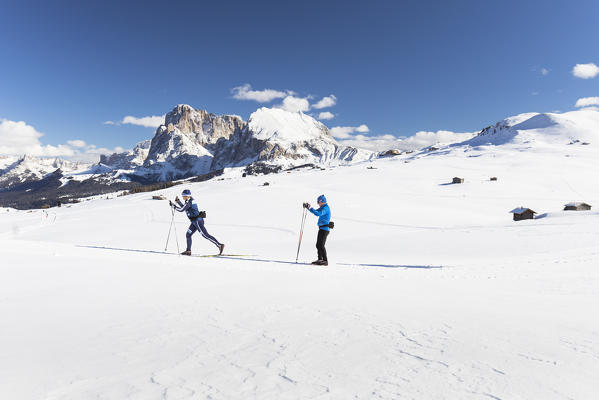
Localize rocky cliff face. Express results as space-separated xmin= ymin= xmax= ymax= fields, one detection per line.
xmin=142 ymin=125 xmax=214 ymax=181
xmin=163 ymin=104 xmax=244 ymax=147
xmin=137 ymin=105 xmax=245 ymax=179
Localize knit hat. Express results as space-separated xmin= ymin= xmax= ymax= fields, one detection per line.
xmin=317 ymin=194 xmax=327 ymax=203
xmin=182 ymin=189 xmax=192 ymax=196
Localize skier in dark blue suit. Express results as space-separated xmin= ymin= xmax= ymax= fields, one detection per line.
xmin=170 ymin=189 xmax=225 ymax=256
xmin=304 ymin=194 xmax=332 ymax=265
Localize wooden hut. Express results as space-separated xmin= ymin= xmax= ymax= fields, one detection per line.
xmin=382 ymin=149 xmax=401 ymax=156
xmin=564 ymin=202 xmax=592 ymax=211
xmin=452 ymin=177 xmax=464 ymax=184
xmin=490 ymin=177 xmax=498 ymax=181
xmin=152 ymin=195 xmax=166 ymax=200
xmin=510 ymin=207 xmax=536 ymax=221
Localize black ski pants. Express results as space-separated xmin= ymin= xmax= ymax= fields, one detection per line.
xmin=316 ymin=229 xmax=329 ymax=261
xmin=186 ymin=218 xmax=221 ymax=251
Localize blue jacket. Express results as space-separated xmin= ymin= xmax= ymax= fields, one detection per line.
xmin=175 ymin=197 xmax=201 ymax=220
xmin=309 ymin=204 xmax=331 ymax=231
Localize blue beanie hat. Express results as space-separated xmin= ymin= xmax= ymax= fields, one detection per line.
xmin=182 ymin=189 xmax=192 ymax=196
xmin=317 ymin=194 xmax=327 ymax=203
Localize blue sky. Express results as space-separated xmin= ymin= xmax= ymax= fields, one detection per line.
xmin=1 ymin=0 xmax=599 ymax=160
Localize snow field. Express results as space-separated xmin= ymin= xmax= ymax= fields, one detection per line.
xmin=1 ymin=149 xmax=599 ymax=399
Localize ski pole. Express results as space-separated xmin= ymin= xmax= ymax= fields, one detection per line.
xmin=165 ymin=207 xmax=176 ymax=251
xmin=295 ymin=206 xmax=308 ymax=263
xmin=172 ymin=210 xmax=180 ymax=254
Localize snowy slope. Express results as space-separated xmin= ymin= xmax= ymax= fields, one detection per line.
xmin=248 ymin=107 xmax=336 ymax=143
xmin=459 ymin=108 xmax=599 ymax=149
xmin=0 ymin=155 xmax=19 ymax=170
xmin=1 ymin=143 xmax=599 ymax=399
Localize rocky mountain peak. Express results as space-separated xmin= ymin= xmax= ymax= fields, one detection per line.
xmin=163 ymin=104 xmax=244 ymax=146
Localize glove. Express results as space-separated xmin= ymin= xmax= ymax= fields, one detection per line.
xmin=175 ymin=196 xmax=180 ymax=203
xmin=169 ymin=200 xmax=175 ymax=208
xmin=303 ymin=202 xmax=311 ymax=209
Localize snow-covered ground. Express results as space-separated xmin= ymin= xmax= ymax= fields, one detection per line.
xmin=1 ymin=144 xmax=599 ymax=399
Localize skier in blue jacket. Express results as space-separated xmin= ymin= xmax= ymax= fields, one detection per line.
xmin=170 ymin=189 xmax=225 ymax=256
xmin=304 ymin=194 xmax=331 ymax=265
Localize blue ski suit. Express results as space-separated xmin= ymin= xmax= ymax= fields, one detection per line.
xmin=174 ymin=197 xmax=221 ymax=251
xmin=309 ymin=203 xmax=331 ymax=262
xmin=309 ymin=204 xmax=331 ymax=231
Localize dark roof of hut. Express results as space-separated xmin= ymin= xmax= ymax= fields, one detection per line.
xmin=564 ymin=202 xmax=591 ymax=207
xmin=509 ymin=207 xmax=536 ymax=214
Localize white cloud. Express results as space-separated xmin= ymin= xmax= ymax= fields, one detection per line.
xmin=0 ymin=118 xmax=126 ymax=163
xmin=67 ymin=140 xmax=87 ymax=148
xmin=318 ymin=111 xmax=335 ymax=120
xmin=232 ymin=86 xmax=341 ymax=114
xmin=330 ymin=124 xmax=369 ymax=139
xmin=336 ymin=129 xmax=476 ymax=152
xmin=275 ymin=96 xmax=311 ymax=113
xmin=572 ymin=63 xmax=599 ymax=79
xmin=541 ymin=68 xmax=549 ymax=76
xmin=0 ymin=119 xmax=75 ymax=157
xmin=121 ymin=115 xmax=164 ymax=128
xmin=103 ymin=120 xmax=117 ymax=125
xmin=575 ymin=96 xmax=599 ymax=108
xmin=231 ymin=84 xmax=290 ymax=102
xmin=312 ymin=95 xmax=337 ymax=109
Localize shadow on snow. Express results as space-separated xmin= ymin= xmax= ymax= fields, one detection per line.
xmin=338 ymin=263 xmax=443 ymax=269
xmin=77 ymin=245 xmax=172 ymax=256
xmin=77 ymin=246 xmax=443 ymax=269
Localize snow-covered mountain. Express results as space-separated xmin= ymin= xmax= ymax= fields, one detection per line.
xmin=0 ymin=155 xmax=92 ymax=188
xmin=0 ymin=104 xmax=377 ymax=208
xmin=4 ymin=106 xmax=599 ymax=209
xmin=456 ymin=109 xmax=599 ymax=149
xmin=211 ymin=107 xmax=372 ymax=169
xmin=139 ymin=104 xmax=246 ymax=180
xmin=99 ymin=140 xmax=151 ymax=170
xmin=140 ymin=124 xmax=214 ymax=181
xmin=104 ymin=105 xmax=373 ymax=180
